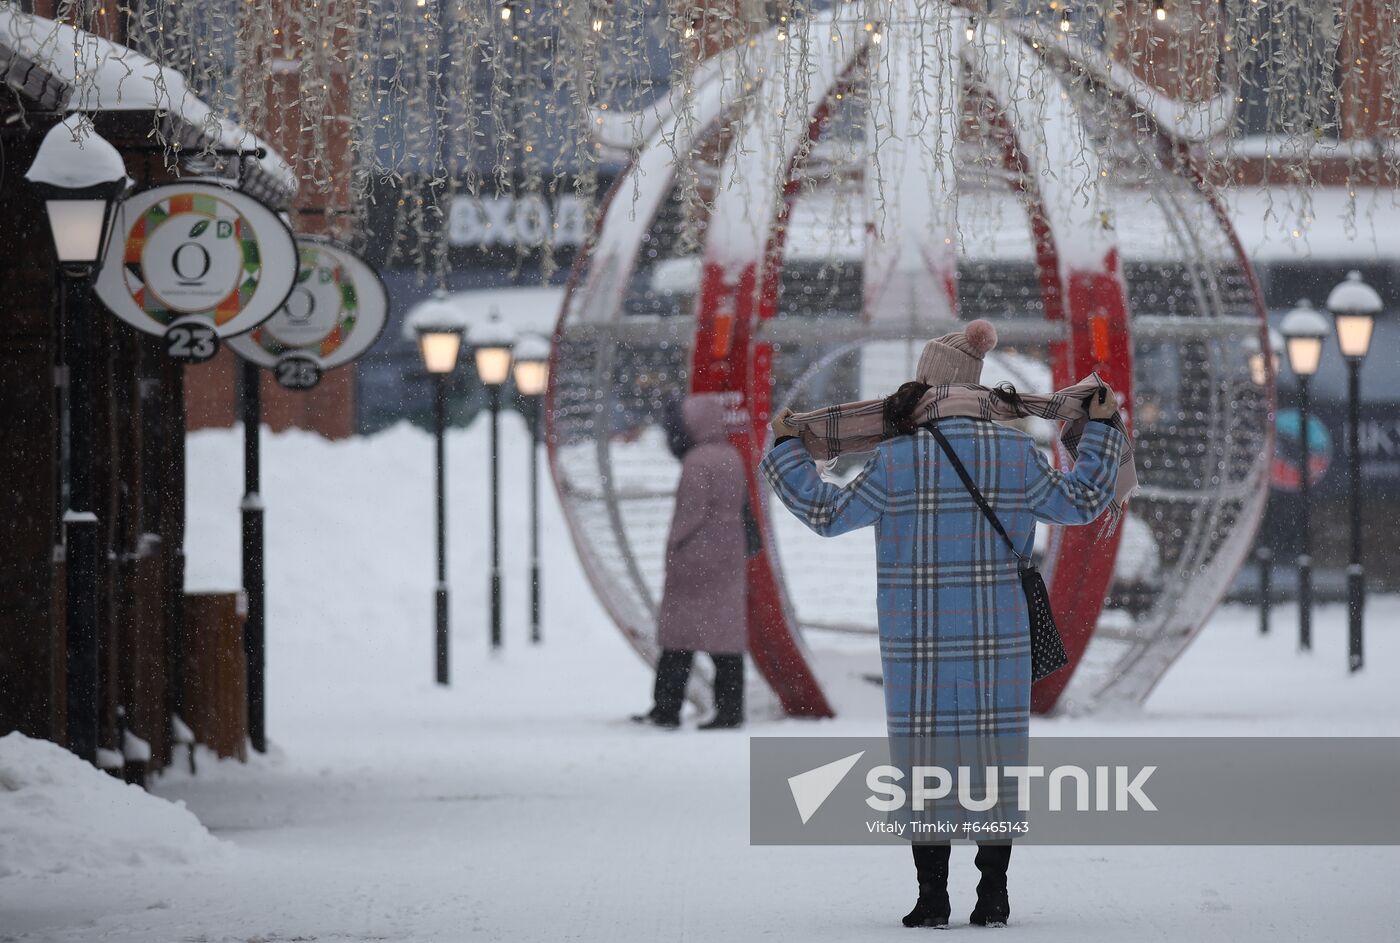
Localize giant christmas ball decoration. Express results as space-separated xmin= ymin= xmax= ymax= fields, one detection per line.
xmin=548 ymin=4 xmax=1271 ymax=716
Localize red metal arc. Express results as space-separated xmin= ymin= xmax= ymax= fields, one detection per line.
xmin=687 ymin=81 xmax=1135 ymax=716
xmin=689 ymin=111 xmax=838 ymax=719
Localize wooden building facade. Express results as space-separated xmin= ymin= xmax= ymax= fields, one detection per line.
xmin=0 ymin=13 xmax=297 ymax=774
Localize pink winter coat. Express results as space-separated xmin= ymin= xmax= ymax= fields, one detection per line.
xmin=655 ymin=395 xmax=749 ymax=654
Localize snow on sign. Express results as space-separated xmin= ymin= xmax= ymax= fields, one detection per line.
xmin=94 ymin=183 xmax=297 ymax=363
xmin=225 ymin=237 xmax=388 ymax=390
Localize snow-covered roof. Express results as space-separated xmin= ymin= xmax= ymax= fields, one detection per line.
xmin=402 ymin=285 xmax=565 ymax=343
xmin=467 ymin=312 xmax=518 ymax=348
xmin=0 ymin=7 xmax=186 ymax=114
xmin=0 ymin=24 xmax=66 ymax=111
xmin=1204 ymin=134 xmax=1400 ymax=164
xmin=777 ymin=181 xmax=1400 ymax=268
xmin=0 ymin=8 xmax=296 ymax=205
xmin=1226 ymin=184 xmax=1400 ymax=263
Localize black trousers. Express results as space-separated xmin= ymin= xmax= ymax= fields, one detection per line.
xmin=651 ymin=649 xmax=744 ymax=723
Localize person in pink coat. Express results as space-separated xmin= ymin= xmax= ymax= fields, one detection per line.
xmin=633 ymin=394 xmax=750 ymax=730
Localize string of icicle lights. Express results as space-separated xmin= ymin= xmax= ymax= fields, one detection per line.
xmin=32 ymin=0 xmax=1400 ymax=278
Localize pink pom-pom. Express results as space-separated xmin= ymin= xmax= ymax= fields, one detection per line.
xmin=964 ymin=319 xmax=998 ymax=355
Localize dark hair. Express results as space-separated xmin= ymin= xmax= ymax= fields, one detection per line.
xmin=885 ymin=380 xmax=1027 ymax=436
xmin=990 ymin=382 xmax=1027 ymax=417
xmin=884 ymin=381 xmax=932 ymax=436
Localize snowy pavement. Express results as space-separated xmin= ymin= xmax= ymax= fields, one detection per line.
xmin=4 ymin=421 xmax=1398 ymax=942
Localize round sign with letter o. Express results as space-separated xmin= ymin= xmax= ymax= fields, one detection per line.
xmin=95 ymin=183 xmax=297 ymax=346
xmin=264 ymin=250 xmax=347 ymax=349
xmin=225 ymin=236 xmax=389 ymax=390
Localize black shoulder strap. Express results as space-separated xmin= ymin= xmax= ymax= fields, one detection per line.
xmin=928 ymin=424 xmax=1024 ymax=563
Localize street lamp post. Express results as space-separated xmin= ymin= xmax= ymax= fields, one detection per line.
xmin=240 ymin=362 xmax=268 ymax=752
xmin=512 ymin=334 xmax=551 ymax=645
xmin=473 ymin=315 xmax=515 ymax=651
xmin=1247 ymin=327 xmax=1283 ymax=636
xmin=26 ymin=116 xmax=130 ymax=765
xmin=418 ymin=325 xmax=464 ymax=685
xmin=1326 ymin=270 xmax=1381 ymax=673
xmin=1280 ymin=300 xmax=1330 ymax=653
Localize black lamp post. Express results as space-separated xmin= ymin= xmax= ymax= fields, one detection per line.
xmin=26 ymin=116 xmax=131 ymax=765
xmin=240 ymin=361 xmax=268 ymax=752
xmin=473 ymin=315 xmax=514 ymax=651
xmin=1326 ymin=270 xmax=1381 ymax=673
xmin=1247 ymin=327 xmax=1283 ymax=635
xmin=512 ymin=334 xmax=550 ymax=645
xmin=417 ymin=323 xmax=464 ymax=685
xmin=1280 ymin=300 xmax=1329 ymax=653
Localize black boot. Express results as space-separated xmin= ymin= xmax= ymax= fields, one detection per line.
xmin=902 ymin=842 xmax=951 ymax=928
xmin=969 ymin=843 xmax=1011 ymax=927
xmin=698 ymin=653 xmax=744 ymax=729
xmin=631 ymin=650 xmax=693 ymax=728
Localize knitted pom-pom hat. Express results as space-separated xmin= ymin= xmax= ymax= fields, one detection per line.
xmin=914 ymin=319 xmax=998 ymax=385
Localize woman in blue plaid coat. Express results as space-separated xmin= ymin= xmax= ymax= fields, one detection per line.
xmin=761 ymin=322 xmax=1125 ymax=929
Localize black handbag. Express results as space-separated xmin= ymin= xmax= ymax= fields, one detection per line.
xmin=928 ymin=425 xmax=1070 ymax=682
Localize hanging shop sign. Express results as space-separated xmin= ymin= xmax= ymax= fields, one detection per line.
xmin=225 ymin=236 xmax=389 ymax=390
xmin=94 ymin=183 xmax=298 ymax=363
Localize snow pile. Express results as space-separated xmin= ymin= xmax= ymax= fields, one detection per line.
xmin=0 ymin=732 xmax=226 ymax=879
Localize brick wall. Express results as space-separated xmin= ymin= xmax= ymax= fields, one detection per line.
xmin=184 ymin=0 xmax=359 ymax=440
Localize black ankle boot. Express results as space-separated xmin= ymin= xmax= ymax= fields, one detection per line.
xmin=699 ymin=654 xmax=744 ymax=729
xmin=969 ymin=844 xmax=1011 ymax=927
xmin=634 ymin=650 xmax=693 ymax=728
xmin=629 ymin=710 xmax=680 ymax=729
xmin=902 ymin=843 xmax=951 ymax=928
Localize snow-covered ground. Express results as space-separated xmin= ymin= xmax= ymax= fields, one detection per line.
xmin=4 ymin=418 xmax=1398 ymax=941
xmin=0 ymin=735 xmax=226 ymax=881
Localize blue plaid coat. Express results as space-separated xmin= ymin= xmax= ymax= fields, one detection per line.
xmin=762 ymin=418 xmax=1125 ymax=821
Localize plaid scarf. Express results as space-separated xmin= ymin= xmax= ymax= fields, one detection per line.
xmin=786 ymin=373 xmax=1138 ymax=527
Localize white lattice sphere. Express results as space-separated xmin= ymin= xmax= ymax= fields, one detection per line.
xmin=549 ymin=6 xmax=1271 ymax=716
